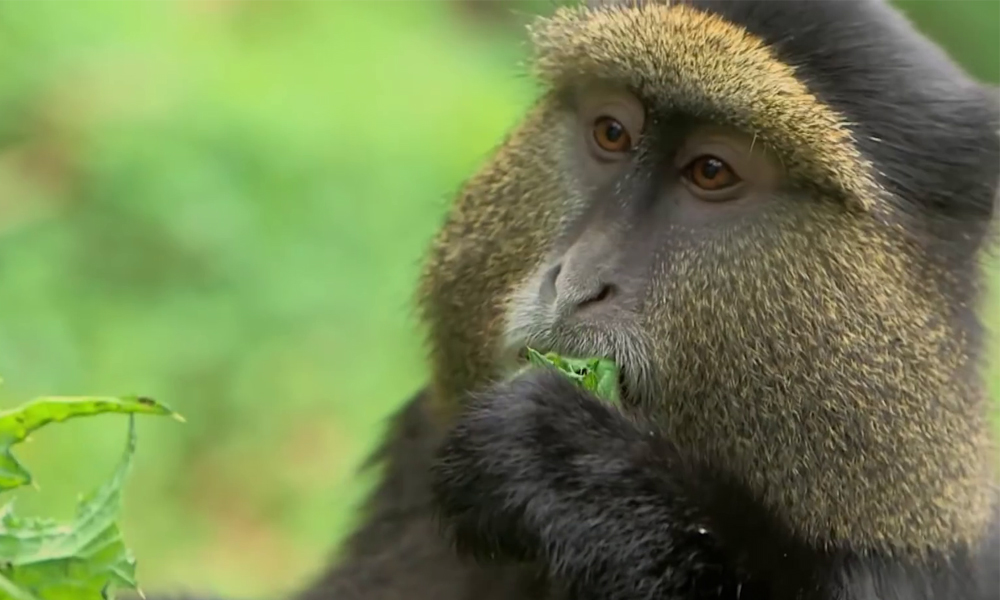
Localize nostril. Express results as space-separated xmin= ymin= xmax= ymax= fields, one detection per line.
xmin=544 ymin=261 xmax=617 ymax=316
xmin=582 ymin=283 xmax=615 ymax=307
xmin=550 ymin=264 xmax=562 ymax=283
xmin=539 ymin=263 xmax=562 ymax=304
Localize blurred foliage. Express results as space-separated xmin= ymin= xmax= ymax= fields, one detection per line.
xmin=0 ymin=1 xmax=994 ymax=598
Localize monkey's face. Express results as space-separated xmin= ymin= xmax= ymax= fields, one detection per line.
xmin=419 ymin=3 xmax=996 ymax=548
xmin=502 ymin=87 xmax=802 ymax=408
xmin=498 ymin=81 xmax=972 ymax=469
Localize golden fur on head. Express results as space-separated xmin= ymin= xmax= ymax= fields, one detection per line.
xmin=418 ymin=1 xmax=996 ymax=554
xmin=530 ymin=2 xmax=883 ymax=212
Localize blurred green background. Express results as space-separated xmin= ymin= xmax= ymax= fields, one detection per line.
xmin=0 ymin=1 xmax=995 ymax=598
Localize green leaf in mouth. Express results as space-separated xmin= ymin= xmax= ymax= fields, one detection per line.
xmin=523 ymin=347 xmax=621 ymax=404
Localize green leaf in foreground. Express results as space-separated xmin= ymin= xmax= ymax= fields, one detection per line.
xmin=0 ymin=417 xmax=140 ymax=600
xmin=0 ymin=394 xmax=183 ymax=600
xmin=0 ymin=396 xmax=182 ymax=493
xmin=525 ymin=347 xmax=621 ymax=404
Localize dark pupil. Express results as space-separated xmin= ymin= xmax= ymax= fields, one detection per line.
xmin=701 ymin=158 xmax=723 ymax=179
xmin=604 ymin=121 xmax=623 ymax=142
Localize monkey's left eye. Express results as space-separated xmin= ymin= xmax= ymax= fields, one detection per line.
xmin=684 ymin=155 xmax=741 ymax=192
xmin=593 ymin=117 xmax=633 ymax=153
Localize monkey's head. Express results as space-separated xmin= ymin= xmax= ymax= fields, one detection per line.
xmin=419 ymin=0 xmax=1000 ymax=555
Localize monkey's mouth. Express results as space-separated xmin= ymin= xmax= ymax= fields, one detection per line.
xmin=512 ymin=347 xmax=631 ymax=405
xmin=617 ymin=371 xmax=632 ymax=405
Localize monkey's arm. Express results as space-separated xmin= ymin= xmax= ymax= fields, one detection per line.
xmin=431 ymin=368 xmax=749 ymax=599
xmin=431 ymin=369 xmax=999 ymax=600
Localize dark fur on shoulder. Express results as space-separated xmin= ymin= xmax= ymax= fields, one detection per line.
xmin=293 ymin=389 xmax=552 ymax=600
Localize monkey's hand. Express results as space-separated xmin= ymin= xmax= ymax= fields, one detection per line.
xmin=430 ymin=368 xmax=742 ymax=599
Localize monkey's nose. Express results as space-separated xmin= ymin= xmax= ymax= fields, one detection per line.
xmin=541 ymin=262 xmax=618 ymax=318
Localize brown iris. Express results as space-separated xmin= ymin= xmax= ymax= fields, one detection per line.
xmin=593 ymin=116 xmax=632 ymax=153
xmin=686 ymin=155 xmax=740 ymax=191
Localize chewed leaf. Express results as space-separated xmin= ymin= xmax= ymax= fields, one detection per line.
xmin=0 ymin=396 xmax=181 ymax=492
xmin=525 ymin=348 xmax=555 ymax=369
xmin=593 ymin=359 xmax=621 ymax=405
xmin=523 ymin=347 xmax=621 ymax=404
xmin=0 ymin=416 xmax=142 ymax=600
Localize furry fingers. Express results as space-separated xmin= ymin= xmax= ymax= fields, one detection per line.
xmin=430 ymin=368 xmax=741 ymax=599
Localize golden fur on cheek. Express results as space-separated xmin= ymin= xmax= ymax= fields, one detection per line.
xmin=418 ymin=101 xmax=568 ymax=421
xmin=640 ymin=206 xmax=993 ymax=551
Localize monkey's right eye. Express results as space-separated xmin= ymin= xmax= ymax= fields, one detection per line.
xmin=593 ymin=117 xmax=633 ymax=153
xmin=685 ymin=155 xmax=740 ymax=192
